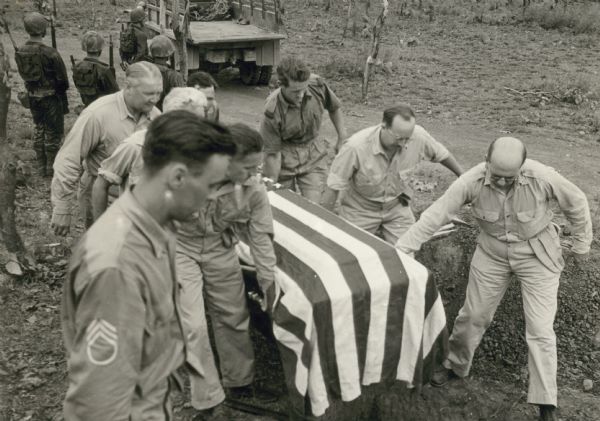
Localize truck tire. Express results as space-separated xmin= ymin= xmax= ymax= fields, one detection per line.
xmin=240 ymin=62 xmax=260 ymax=85
xmin=258 ymin=66 xmax=273 ymax=86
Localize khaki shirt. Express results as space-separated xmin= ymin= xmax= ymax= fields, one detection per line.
xmin=62 ymin=190 xmax=198 ymax=419
xmin=396 ymin=159 xmax=592 ymax=260
xmin=51 ymin=91 xmax=159 ymax=215
xmin=98 ymin=129 xmax=146 ymax=193
xmin=327 ymin=125 xmax=450 ymax=206
xmin=177 ymin=176 xmax=276 ymax=289
xmin=259 ymin=74 xmax=341 ymax=153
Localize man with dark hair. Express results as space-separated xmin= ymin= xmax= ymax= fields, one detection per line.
xmin=187 ymin=71 xmax=220 ymax=122
xmin=62 ymin=111 xmax=236 ymax=419
xmin=15 ymin=12 xmax=69 ymax=177
xmin=51 ymin=61 xmax=162 ymax=234
xmin=259 ymin=55 xmax=347 ymax=203
xmin=396 ymin=137 xmax=592 ymax=421
xmin=322 ymin=103 xmax=463 ymax=244
xmin=176 ymin=123 xmax=277 ymax=416
xmin=72 ymin=31 xmax=119 ymax=107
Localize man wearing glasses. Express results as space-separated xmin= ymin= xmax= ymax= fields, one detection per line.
xmin=321 ymin=103 xmax=463 ymax=244
xmin=395 ymin=137 xmax=592 ymax=421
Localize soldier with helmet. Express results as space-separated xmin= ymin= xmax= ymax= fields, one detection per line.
xmin=15 ymin=12 xmax=69 ymax=177
xmin=148 ymin=35 xmax=185 ymax=110
xmin=119 ymin=7 xmax=149 ymax=67
xmin=72 ymin=31 xmax=119 ymax=107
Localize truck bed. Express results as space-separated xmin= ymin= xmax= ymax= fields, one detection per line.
xmin=146 ymin=20 xmax=285 ymax=45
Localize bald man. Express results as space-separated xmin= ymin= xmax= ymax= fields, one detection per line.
xmin=395 ymin=137 xmax=592 ymax=421
xmin=51 ymin=61 xmax=162 ymax=235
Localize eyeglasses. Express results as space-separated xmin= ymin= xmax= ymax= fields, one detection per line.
xmin=489 ymin=174 xmax=517 ymax=184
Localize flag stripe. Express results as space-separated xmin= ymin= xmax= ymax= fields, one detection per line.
xmin=270 ymin=192 xmax=391 ymax=384
xmin=273 ymin=190 xmax=412 ymax=382
xmin=272 ymin=212 xmax=362 ymax=401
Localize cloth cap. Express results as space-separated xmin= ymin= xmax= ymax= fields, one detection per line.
xmin=81 ymin=31 xmax=105 ymax=53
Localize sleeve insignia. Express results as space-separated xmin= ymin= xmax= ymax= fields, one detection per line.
xmin=86 ymin=319 xmax=118 ymax=366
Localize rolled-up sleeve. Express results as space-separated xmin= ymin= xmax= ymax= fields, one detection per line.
xmin=246 ymin=187 xmax=276 ymax=291
xmin=415 ymin=126 xmax=450 ymax=163
xmin=326 ymin=144 xmax=358 ymax=191
xmin=62 ymin=267 xmax=145 ymax=420
xmin=545 ymin=169 xmax=593 ymax=254
xmin=98 ymin=141 xmax=140 ymax=187
xmin=396 ymin=177 xmax=472 ymax=253
xmin=51 ymin=114 xmax=101 ymax=216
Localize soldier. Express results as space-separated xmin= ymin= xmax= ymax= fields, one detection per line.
xmin=177 ymin=124 xmax=277 ymax=417
xmin=72 ymin=31 xmax=119 ymax=107
xmin=62 ymin=111 xmax=236 ymax=419
xmin=119 ymin=7 xmax=148 ymax=67
xmin=91 ymin=87 xmax=208 ymax=218
xmin=188 ymin=71 xmax=220 ymax=122
xmin=321 ymin=104 xmax=463 ymax=244
xmin=15 ymin=12 xmax=69 ymax=177
xmin=51 ymin=61 xmax=162 ymax=235
xmin=149 ymin=35 xmax=185 ymax=110
xmin=259 ymin=56 xmax=347 ymax=203
xmin=395 ymin=137 xmax=592 ymax=421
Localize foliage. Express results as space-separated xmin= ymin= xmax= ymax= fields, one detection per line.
xmin=523 ymin=2 xmax=600 ymax=34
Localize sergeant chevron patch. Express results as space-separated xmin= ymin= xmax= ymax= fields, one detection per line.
xmin=86 ymin=319 xmax=118 ymax=366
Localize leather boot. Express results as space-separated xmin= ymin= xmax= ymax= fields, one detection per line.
xmin=35 ymin=150 xmax=47 ymax=177
xmin=45 ymin=150 xmax=58 ymax=178
xmin=539 ymin=405 xmax=558 ymax=421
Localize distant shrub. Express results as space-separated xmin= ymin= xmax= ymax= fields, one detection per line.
xmin=320 ymin=50 xmax=366 ymax=79
xmin=524 ymin=2 xmax=600 ymax=34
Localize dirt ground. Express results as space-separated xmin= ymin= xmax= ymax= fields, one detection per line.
xmin=1 ymin=0 xmax=600 ymax=420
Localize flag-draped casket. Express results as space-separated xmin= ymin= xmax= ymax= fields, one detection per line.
xmin=238 ymin=188 xmax=448 ymax=417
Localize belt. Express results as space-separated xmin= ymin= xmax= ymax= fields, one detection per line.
xmin=27 ymin=88 xmax=56 ymax=98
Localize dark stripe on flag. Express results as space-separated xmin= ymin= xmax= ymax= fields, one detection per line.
xmin=272 ymin=206 xmax=371 ymax=390
xmin=273 ymin=241 xmax=341 ymax=397
xmin=273 ymin=294 xmax=312 ymax=370
xmin=276 ymin=190 xmax=411 ymax=384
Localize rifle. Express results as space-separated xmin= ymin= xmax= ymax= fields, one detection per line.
xmin=70 ymin=55 xmax=75 ymax=68
xmin=109 ymin=34 xmax=115 ymax=77
xmin=52 ymin=0 xmax=57 ymax=18
xmin=0 ymin=14 xmax=18 ymax=52
xmin=50 ymin=15 xmax=57 ymax=49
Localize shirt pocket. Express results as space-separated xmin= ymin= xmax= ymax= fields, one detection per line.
xmin=213 ymin=196 xmax=250 ymax=231
xmin=353 ymin=170 xmax=383 ymax=198
xmin=472 ymin=207 xmax=500 ymax=223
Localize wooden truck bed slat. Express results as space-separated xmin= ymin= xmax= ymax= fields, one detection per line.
xmin=146 ymin=20 xmax=285 ymax=44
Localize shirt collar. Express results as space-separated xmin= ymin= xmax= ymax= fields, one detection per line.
xmin=483 ymin=166 xmax=529 ymax=187
xmin=118 ymin=189 xmax=173 ymax=258
xmin=277 ymin=87 xmax=313 ymax=112
xmin=116 ymin=90 xmax=156 ymax=123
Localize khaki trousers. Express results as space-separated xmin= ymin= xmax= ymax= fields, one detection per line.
xmin=176 ymin=236 xmax=254 ymax=409
xmin=339 ymin=198 xmax=416 ymax=245
xmin=446 ymin=239 xmax=560 ymax=406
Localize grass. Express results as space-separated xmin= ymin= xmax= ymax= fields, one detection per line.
xmin=524 ymin=2 xmax=600 ymax=34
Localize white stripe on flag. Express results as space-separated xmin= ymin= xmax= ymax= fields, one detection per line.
xmin=272 ymin=322 xmax=309 ymax=396
xmin=273 ymin=219 xmax=362 ymax=401
xmin=395 ymin=251 xmax=428 ymax=384
xmin=422 ymin=294 xmax=446 ymax=358
xmin=269 ymin=192 xmax=391 ymax=385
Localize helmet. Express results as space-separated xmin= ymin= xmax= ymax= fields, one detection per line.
xmin=81 ymin=31 xmax=105 ymax=53
xmin=149 ymin=35 xmax=174 ymax=58
xmin=23 ymin=12 xmax=48 ymax=36
xmin=129 ymin=7 xmax=146 ymax=23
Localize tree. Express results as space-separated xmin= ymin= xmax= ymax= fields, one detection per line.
xmin=362 ymin=0 xmax=388 ymax=100
xmin=172 ymin=0 xmax=190 ymax=82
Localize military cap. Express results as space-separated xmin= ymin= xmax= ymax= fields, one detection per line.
xmin=149 ymin=35 xmax=174 ymax=58
xmin=81 ymin=31 xmax=105 ymax=53
xmin=129 ymin=7 xmax=146 ymax=23
xmin=23 ymin=12 xmax=48 ymax=36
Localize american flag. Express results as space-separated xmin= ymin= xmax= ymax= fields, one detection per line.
xmin=238 ymin=188 xmax=448 ymax=417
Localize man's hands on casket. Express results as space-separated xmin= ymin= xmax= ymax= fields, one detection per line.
xmin=248 ymin=283 xmax=276 ymax=313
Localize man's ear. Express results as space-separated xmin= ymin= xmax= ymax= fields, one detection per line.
xmin=165 ymin=163 xmax=188 ymax=191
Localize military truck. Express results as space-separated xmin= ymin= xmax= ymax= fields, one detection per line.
xmin=145 ymin=0 xmax=285 ymax=85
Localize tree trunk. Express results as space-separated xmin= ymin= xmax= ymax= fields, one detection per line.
xmin=342 ymin=0 xmax=356 ymax=39
xmin=0 ymin=40 xmax=10 ymax=140
xmin=0 ymin=146 xmax=24 ymax=254
xmin=362 ymin=0 xmax=388 ymax=100
xmin=172 ymin=0 xmax=190 ymax=82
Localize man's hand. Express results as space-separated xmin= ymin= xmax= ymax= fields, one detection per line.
xmin=248 ymin=283 xmax=277 ymax=313
xmin=51 ymin=213 xmax=71 ymax=236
